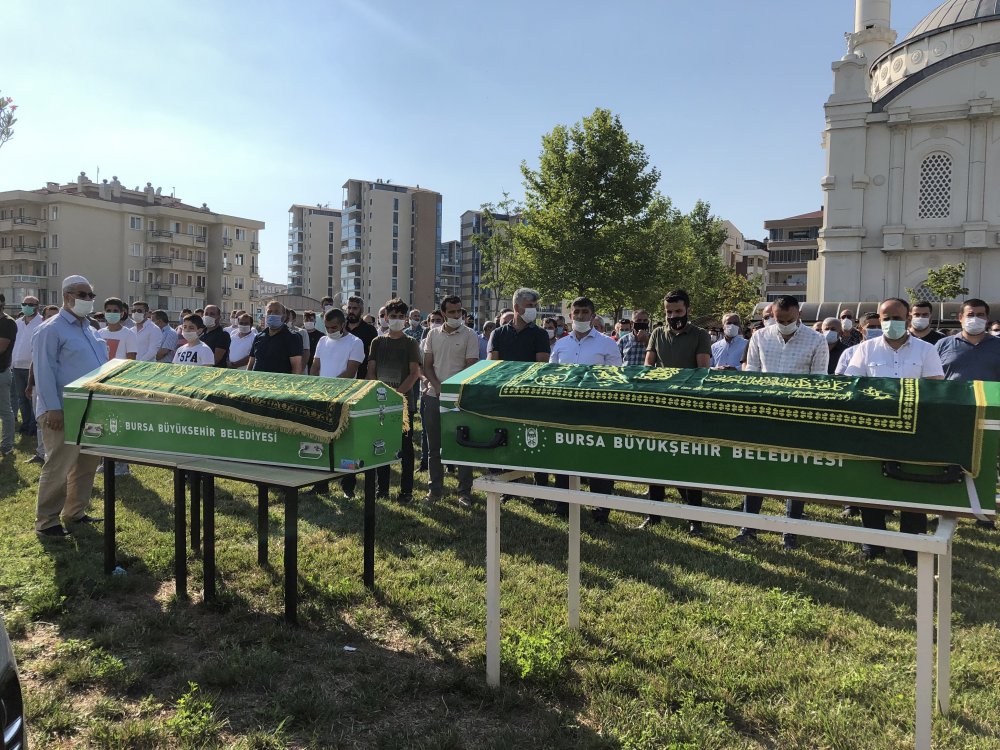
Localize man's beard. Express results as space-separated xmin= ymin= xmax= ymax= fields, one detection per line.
xmin=346 ymin=313 xmax=359 ymax=324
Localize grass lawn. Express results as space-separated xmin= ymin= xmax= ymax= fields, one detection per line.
xmin=2 ymin=428 xmax=999 ymax=749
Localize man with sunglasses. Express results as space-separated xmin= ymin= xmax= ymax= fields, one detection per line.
xmin=617 ymin=309 xmax=650 ymax=365
xmin=32 ymin=275 xmax=109 ymax=537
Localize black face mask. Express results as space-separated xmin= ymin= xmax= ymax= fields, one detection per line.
xmin=667 ymin=315 xmax=688 ymax=331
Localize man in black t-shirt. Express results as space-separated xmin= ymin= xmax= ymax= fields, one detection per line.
xmin=908 ymin=300 xmax=945 ymax=345
xmin=247 ymin=301 xmax=303 ymax=374
xmin=200 ymin=304 xmax=232 ymax=367
xmin=302 ymin=310 xmax=324 ymax=373
xmin=344 ymin=296 xmax=378 ymax=378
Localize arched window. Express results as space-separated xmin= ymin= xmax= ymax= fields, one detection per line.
xmin=911 ymin=281 xmax=945 ymax=303
xmin=917 ymin=152 xmax=952 ymax=220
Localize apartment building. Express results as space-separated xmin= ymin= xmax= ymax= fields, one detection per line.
xmin=763 ymin=209 xmax=822 ymax=303
xmin=737 ymin=238 xmax=769 ymax=295
xmin=259 ymin=279 xmax=289 ymax=298
xmin=460 ymin=209 xmax=516 ymax=322
xmin=287 ymin=204 xmax=342 ymax=299
xmin=437 ymin=240 xmax=462 ymax=302
xmin=340 ymin=179 xmax=441 ymax=313
xmin=0 ymin=172 xmax=263 ymax=319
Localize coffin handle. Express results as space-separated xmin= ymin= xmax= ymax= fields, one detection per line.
xmin=456 ymin=426 xmax=507 ymax=450
xmin=881 ymin=461 xmax=964 ymax=484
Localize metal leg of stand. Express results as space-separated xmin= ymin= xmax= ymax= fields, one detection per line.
xmin=103 ymin=459 xmax=116 ymax=574
xmin=486 ymin=490 xmax=501 ymax=687
xmin=568 ymin=476 xmax=581 ymax=630
xmin=190 ymin=470 xmax=201 ymax=552
xmin=915 ymin=551 xmax=934 ymax=750
xmin=203 ymin=474 xmax=216 ymax=601
xmin=284 ymin=486 xmax=298 ymax=624
xmin=363 ymin=469 xmax=375 ymax=590
xmin=173 ymin=468 xmax=187 ymax=599
xmin=257 ymin=483 xmax=268 ymax=566
xmin=937 ymin=549 xmax=952 ymax=715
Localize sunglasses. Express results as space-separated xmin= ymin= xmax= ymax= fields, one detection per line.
xmin=71 ymin=291 xmax=97 ymax=299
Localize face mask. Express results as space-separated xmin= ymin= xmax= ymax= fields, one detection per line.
xmin=131 ymin=312 xmax=146 ymax=324
xmin=326 ymin=331 xmax=343 ymax=340
xmin=825 ymin=330 xmax=839 ymax=344
xmin=667 ymin=315 xmax=688 ymax=331
xmin=572 ymin=320 xmax=591 ymax=334
xmin=776 ymin=320 xmax=798 ymax=336
xmin=992 ymin=331 xmax=1000 ymax=338
xmin=881 ymin=320 xmax=906 ymax=340
xmin=202 ymin=315 xmax=216 ymax=328
xmin=445 ymin=316 xmax=463 ymax=329
xmin=431 ymin=322 xmax=443 ymax=329
xmin=387 ymin=318 xmax=406 ymax=332
xmin=763 ymin=317 xmax=777 ymax=327
xmin=840 ymin=318 xmax=854 ymax=332
xmin=266 ymin=314 xmax=283 ymax=328
xmin=963 ymin=317 xmax=987 ymax=336
xmin=304 ymin=322 xmax=316 ymax=331
xmin=520 ymin=308 xmax=538 ymax=324
xmin=554 ymin=325 xmax=563 ymax=335
xmin=911 ymin=316 xmax=930 ymax=331
xmin=21 ymin=305 xmax=36 ymax=316
xmin=323 ymin=305 xmax=334 ymax=313
xmin=866 ymin=328 xmax=882 ymax=339
xmin=546 ymin=328 xmax=555 ymax=339
xmin=105 ymin=312 xmax=122 ymax=325
xmin=238 ymin=324 xmax=252 ymax=334
xmin=723 ymin=324 xmax=740 ymax=339
xmin=409 ymin=318 xmax=421 ymax=328
xmin=182 ymin=330 xmax=200 ymax=342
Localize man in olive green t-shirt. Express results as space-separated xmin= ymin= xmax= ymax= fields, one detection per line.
xmin=641 ymin=289 xmax=712 ymax=533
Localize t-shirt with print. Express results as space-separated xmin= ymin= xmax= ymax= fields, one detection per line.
xmin=173 ymin=342 xmax=215 ymax=366
xmin=98 ymin=327 xmax=138 ymax=360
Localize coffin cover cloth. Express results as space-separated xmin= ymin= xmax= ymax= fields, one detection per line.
xmin=81 ymin=360 xmax=381 ymax=442
xmin=454 ymin=361 xmax=987 ymax=477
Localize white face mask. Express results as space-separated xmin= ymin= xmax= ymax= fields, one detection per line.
xmin=776 ymin=320 xmax=799 ymax=336
xmin=431 ymin=322 xmax=443 ymax=329
xmin=409 ymin=318 xmax=421 ymax=328
xmin=131 ymin=312 xmax=146 ymax=324
xmin=387 ymin=318 xmax=406 ymax=332
xmin=326 ymin=330 xmax=343 ymax=340
xmin=911 ymin=316 xmax=930 ymax=331
xmin=763 ymin=317 xmax=777 ymax=327
xmin=304 ymin=321 xmax=316 ymax=331
xmin=238 ymin=324 xmax=252 ymax=334
xmin=723 ymin=324 xmax=740 ymax=339
xmin=519 ymin=307 xmax=538 ymax=324
xmin=202 ymin=315 xmax=216 ymax=328
xmin=445 ymin=316 xmax=463 ymax=329
xmin=323 ymin=305 xmax=334 ymax=313
xmin=182 ymin=330 xmax=200 ymax=342
xmin=572 ymin=320 xmax=591 ymax=334
xmin=840 ymin=317 xmax=854 ymax=331
xmin=963 ymin=317 xmax=987 ymax=336
xmin=72 ymin=298 xmax=95 ymax=317
xmin=546 ymin=328 xmax=556 ymax=339
xmin=825 ymin=330 xmax=839 ymax=344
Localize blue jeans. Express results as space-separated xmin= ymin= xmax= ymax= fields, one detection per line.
xmin=12 ymin=368 xmax=34 ymax=433
xmin=0 ymin=369 xmax=13 ymax=451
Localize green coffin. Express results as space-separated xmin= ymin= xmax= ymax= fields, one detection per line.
xmin=64 ymin=360 xmax=405 ymax=472
xmin=440 ymin=361 xmax=999 ymax=517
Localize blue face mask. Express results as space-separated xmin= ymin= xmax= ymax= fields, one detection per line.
xmin=266 ymin=314 xmax=284 ymax=329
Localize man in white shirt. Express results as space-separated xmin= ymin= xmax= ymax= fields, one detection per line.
xmin=843 ymin=297 xmax=944 ymax=562
xmin=129 ymin=301 xmax=161 ymax=362
xmin=228 ymin=312 xmax=258 ymax=369
xmin=309 ymin=309 xmax=365 ymax=379
xmin=736 ymin=295 xmax=828 ymax=549
xmin=11 ymin=295 xmax=42 ymax=436
xmin=548 ymin=296 xmax=623 ymax=521
xmin=421 ymin=295 xmax=481 ymax=506
xmin=151 ymin=310 xmax=178 ymax=363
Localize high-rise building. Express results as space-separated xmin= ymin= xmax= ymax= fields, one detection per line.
xmin=459 ymin=209 xmax=522 ymax=322
xmin=0 ymin=172 xmax=263 ymax=319
xmin=287 ymin=204 xmax=342 ymax=299
xmin=341 ymin=179 xmax=441 ymax=313
xmin=764 ymin=209 xmax=821 ymax=302
xmin=436 ymin=240 xmax=462 ymax=303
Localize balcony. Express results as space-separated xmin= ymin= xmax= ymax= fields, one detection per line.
xmin=195 ymin=259 xmax=206 ymax=268
xmin=250 ymin=241 xmax=259 ymax=250
xmin=0 ymin=216 xmax=47 ymax=233
xmin=195 ymin=284 xmax=206 ymax=292
xmin=346 ymin=203 xmax=362 ymax=214
xmin=223 ymin=238 xmax=233 ymax=247
xmin=221 ymin=287 xmax=233 ymax=298
xmin=146 ymin=256 xmax=173 ymax=267
xmin=0 ymin=245 xmax=44 ymax=261
xmin=148 ymin=282 xmax=173 ymax=290
xmin=340 ymin=238 xmax=362 ymax=253
xmin=195 ymin=235 xmax=207 ymax=243
xmin=0 ymin=274 xmax=44 ymax=285
xmin=147 ymin=229 xmax=201 ymax=247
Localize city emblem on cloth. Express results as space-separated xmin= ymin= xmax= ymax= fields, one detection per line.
xmin=525 ymin=427 xmax=539 ymax=449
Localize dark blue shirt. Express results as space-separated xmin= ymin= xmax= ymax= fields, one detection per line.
xmin=249 ymin=325 xmax=304 ymax=374
xmin=935 ymin=333 xmax=1000 ymax=381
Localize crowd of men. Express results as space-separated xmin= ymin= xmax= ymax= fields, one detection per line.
xmin=1 ymin=276 xmax=998 ymax=559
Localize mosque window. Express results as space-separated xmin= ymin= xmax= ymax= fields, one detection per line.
xmin=917 ymin=153 xmax=952 ymax=220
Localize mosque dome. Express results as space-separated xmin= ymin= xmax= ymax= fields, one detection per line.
xmin=904 ymin=0 xmax=1000 ymax=42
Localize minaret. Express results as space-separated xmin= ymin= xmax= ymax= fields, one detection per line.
xmin=849 ymin=0 xmax=897 ymax=62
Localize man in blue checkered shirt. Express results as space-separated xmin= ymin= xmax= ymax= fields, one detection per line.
xmin=617 ymin=309 xmax=650 ymax=365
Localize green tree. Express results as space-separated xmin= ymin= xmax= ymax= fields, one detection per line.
xmin=906 ymin=262 xmax=969 ymax=302
xmin=0 ymin=91 xmax=16 ymax=151
xmin=516 ymin=108 xmax=665 ymax=315
xmin=471 ymin=192 xmax=526 ymax=321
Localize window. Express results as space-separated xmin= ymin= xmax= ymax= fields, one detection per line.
xmin=235 ymin=228 xmax=247 ymax=241
xmin=918 ymin=152 xmax=952 ymax=219
xmin=171 ymin=221 xmax=181 ymax=233
xmin=168 ymin=273 xmax=179 ymax=285
xmin=51 ymin=234 xmax=59 ymax=248
xmin=235 ymin=253 xmax=245 ymax=266
xmin=234 ymin=277 xmax=245 ymax=290
xmin=393 ymin=211 xmax=399 ymax=225
xmin=51 ymin=261 xmax=58 ymax=277
xmin=393 ymin=198 xmax=399 ymax=210
xmin=129 ymin=269 xmax=141 ymax=283
xmin=129 ymin=216 xmax=143 ymax=230
xmin=51 ymin=206 xmax=58 ymax=220
xmin=129 ymin=242 xmax=143 ymax=256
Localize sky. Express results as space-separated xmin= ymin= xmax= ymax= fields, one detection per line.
xmin=2 ymin=0 xmax=936 ymax=284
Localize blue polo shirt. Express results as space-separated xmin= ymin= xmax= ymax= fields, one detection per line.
xmin=935 ymin=333 xmax=1000 ymax=381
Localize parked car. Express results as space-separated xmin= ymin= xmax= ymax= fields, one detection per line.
xmin=0 ymin=615 xmax=25 ymax=750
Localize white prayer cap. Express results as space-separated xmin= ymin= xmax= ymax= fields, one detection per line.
xmin=62 ymin=275 xmax=92 ymax=292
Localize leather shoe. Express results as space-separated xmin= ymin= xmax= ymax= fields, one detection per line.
xmin=24 ymin=454 xmax=44 ymax=464
xmin=37 ymin=524 xmax=71 ymax=537
xmin=72 ymin=514 xmax=103 ymax=524
xmin=732 ymin=530 xmax=757 ymax=544
xmin=687 ymin=522 xmax=704 ymax=537
xmin=782 ymin=534 xmax=799 ymax=550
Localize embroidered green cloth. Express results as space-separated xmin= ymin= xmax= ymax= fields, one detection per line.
xmin=455 ymin=361 xmax=987 ymax=475
xmin=81 ymin=360 xmax=378 ymax=442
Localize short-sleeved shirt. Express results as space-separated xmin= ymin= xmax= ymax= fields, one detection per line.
xmin=488 ymin=322 xmax=550 ymax=362
xmin=423 ymin=325 xmax=481 ymax=396
xmin=710 ymin=336 xmax=748 ymax=369
xmin=746 ymin=324 xmax=828 ymax=375
xmin=843 ymin=335 xmax=943 ymax=378
xmin=936 ymin=334 xmax=1000 ymax=381
xmin=911 ymin=328 xmax=945 ymax=345
xmin=11 ymin=314 xmax=42 ymax=369
xmin=306 ymin=327 xmax=324 ymax=370
xmin=250 ymin=325 xmax=304 ymax=374
xmin=0 ymin=314 xmax=16 ymax=372
xmin=98 ymin=326 xmax=138 ymax=360
xmin=228 ymin=331 xmax=256 ymax=366
xmin=549 ymin=328 xmax=623 ymax=366
xmin=173 ymin=342 xmax=215 ymax=366
xmin=346 ymin=320 xmax=379 ymax=378
xmin=314 ymin=333 xmax=365 ymax=378
xmin=201 ymin=326 xmax=232 ymax=367
xmin=827 ymin=341 xmax=848 ymax=375
xmin=646 ymin=323 xmax=712 ymax=368
xmin=156 ymin=324 xmax=178 ymax=362
xmin=369 ymin=334 xmax=420 ymax=409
